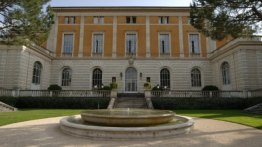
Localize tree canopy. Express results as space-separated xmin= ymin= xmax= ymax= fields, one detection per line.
xmin=0 ymin=0 xmax=54 ymax=46
xmin=190 ymin=0 xmax=262 ymax=40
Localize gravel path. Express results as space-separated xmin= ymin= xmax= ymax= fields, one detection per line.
xmin=0 ymin=117 xmax=262 ymax=147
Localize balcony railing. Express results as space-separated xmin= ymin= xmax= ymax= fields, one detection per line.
xmin=19 ymin=90 xmax=111 ymax=98
xmin=150 ymin=90 xmax=249 ymax=98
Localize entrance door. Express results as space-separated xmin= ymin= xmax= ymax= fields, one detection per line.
xmin=125 ymin=67 xmax=137 ymax=92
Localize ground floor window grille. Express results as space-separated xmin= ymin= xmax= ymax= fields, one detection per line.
xmin=93 ymin=68 xmax=102 ymax=88
xmin=62 ymin=68 xmax=72 ymax=86
xmin=191 ymin=68 xmax=201 ymax=87
xmin=32 ymin=62 xmax=42 ymax=84
xmin=222 ymin=62 xmax=230 ymax=85
xmin=160 ymin=69 xmax=170 ymax=88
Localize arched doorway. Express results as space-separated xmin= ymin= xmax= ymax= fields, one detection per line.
xmin=125 ymin=67 xmax=137 ymax=92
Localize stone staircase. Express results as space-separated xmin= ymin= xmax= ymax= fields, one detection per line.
xmin=244 ymin=103 xmax=262 ymax=115
xmin=0 ymin=102 xmax=17 ymax=112
xmin=114 ymin=93 xmax=147 ymax=109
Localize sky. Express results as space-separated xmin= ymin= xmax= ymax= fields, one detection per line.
xmin=47 ymin=0 xmax=193 ymax=7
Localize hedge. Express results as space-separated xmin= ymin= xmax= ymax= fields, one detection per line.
xmin=1 ymin=96 xmax=262 ymax=110
xmin=0 ymin=97 xmax=19 ymax=107
xmin=0 ymin=97 xmax=110 ymax=109
xmin=151 ymin=97 xmax=262 ymax=110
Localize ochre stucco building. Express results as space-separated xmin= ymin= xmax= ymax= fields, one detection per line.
xmin=0 ymin=7 xmax=261 ymax=92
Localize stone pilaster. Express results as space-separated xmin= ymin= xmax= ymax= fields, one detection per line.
xmin=112 ymin=16 xmax=117 ymax=58
xmin=178 ymin=16 xmax=184 ymax=58
xmin=146 ymin=16 xmax=150 ymax=57
xmin=78 ymin=16 xmax=85 ymax=57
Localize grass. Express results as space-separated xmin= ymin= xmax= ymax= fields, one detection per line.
xmin=0 ymin=109 xmax=85 ymax=127
xmin=0 ymin=109 xmax=261 ymax=130
xmin=175 ymin=110 xmax=262 ymax=130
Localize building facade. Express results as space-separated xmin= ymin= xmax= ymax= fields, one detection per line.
xmin=0 ymin=7 xmax=262 ymax=92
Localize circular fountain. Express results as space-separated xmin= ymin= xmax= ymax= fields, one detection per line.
xmin=60 ymin=108 xmax=194 ymax=139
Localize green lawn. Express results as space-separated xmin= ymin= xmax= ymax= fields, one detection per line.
xmin=175 ymin=110 xmax=262 ymax=130
xmin=0 ymin=109 xmax=261 ymax=130
xmin=0 ymin=109 xmax=85 ymax=127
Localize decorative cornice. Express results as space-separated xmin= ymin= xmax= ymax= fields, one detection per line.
xmin=52 ymin=7 xmax=191 ymax=13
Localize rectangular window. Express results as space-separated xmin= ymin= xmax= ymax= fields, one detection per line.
xmin=159 ymin=34 xmax=170 ymax=53
xmin=126 ymin=34 xmax=136 ymax=53
xmin=94 ymin=16 xmax=98 ymax=24
xmin=65 ymin=16 xmax=69 ymax=24
xmin=126 ymin=16 xmax=131 ymax=23
xmin=132 ymin=16 xmax=136 ymax=23
xmin=71 ymin=16 xmax=75 ymax=24
xmin=100 ymin=16 xmax=104 ymax=24
xmin=189 ymin=34 xmax=200 ymax=53
xmin=158 ymin=16 xmax=163 ymax=24
xmin=63 ymin=34 xmax=74 ymax=53
xmin=164 ymin=16 xmax=169 ymax=24
xmin=188 ymin=17 xmax=191 ymax=24
xmin=93 ymin=34 xmax=103 ymax=53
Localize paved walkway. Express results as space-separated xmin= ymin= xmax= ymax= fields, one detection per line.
xmin=0 ymin=117 xmax=262 ymax=147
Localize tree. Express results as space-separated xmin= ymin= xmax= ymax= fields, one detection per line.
xmin=0 ymin=0 xmax=54 ymax=46
xmin=190 ymin=0 xmax=262 ymax=40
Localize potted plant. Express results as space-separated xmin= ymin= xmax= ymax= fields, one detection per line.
xmin=144 ymin=82 xmax=152 ymax=90
xmin=110 ymin=82 xmax=118 ymax=89
xmin=47 ymin=84 xmax=62 ymax=97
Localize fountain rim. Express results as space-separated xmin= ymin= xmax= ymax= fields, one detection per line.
xmin=60 ymin=115 xmax=194 ymax=132
xmin=80 ymin=108 xmax=175 ymax=119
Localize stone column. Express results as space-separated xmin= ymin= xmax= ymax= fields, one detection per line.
xmin=146 ymin=16 xmax=150 ymax=57
xmin=112 ymin=16 xmax=117 ymax=58
xmin=178 ymin=16 xmax=184 ymax=58
xmin=78 ymin=16 xmax=85 ymax=57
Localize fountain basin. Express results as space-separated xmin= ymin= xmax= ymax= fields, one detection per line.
xmin=60 ymin=115 xmax=194 ymax=139
xmin=80 ymin=109 xmax=175 ymax=127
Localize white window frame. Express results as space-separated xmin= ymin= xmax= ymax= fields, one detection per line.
xmin=100 ymin=16 xmax=104 ymax=24
xmin=191 ymin=68 xmax=202 ymax=88
xmin=61 ymin=67 xmax=72 ymax=87
xmin=65 ymin=16 xmax=69 ymax=24
xmin=61 ymin=32 xmax=75 ymax=57
xmin=32 ymin=61 xmax=42 ymax=85
xmin=125 ymin=31 xmax=138 ymax=57
xmin=91 ymin=31 xmax=105 ymax=57
xmin=188 ymin=33 xmax=202 ymax=56
xmin=70 ymin=16 xmax=75 ymax=24
xmin=188 ymin=17 xmax=191 ymax=24
xmin=222 ymin=62 xmax=231 ymax=85
xmin=164 ymin=16 xmax=169 ymax=24
xmin=158 ymin=31 xmax=171 ymax=56
xmin=94 ymin=16 xmax=98 ymax=24
xmin=158 ymin=16 xmax=163 ymax=24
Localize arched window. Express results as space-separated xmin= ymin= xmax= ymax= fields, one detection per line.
xmin=222 ymin=62 xmax=230 ymax=85
xmin=62 ymin=68 xmax=72 ymax=86
xmin=93 ymin=68 xmax=102 ymax=88
xmin=32 ymin=62 xmax=42 ymax=84
xmin=160 ymin=69 xmax=170 ymax=88
xmin=191 ymin=68 xmax=201 ymax=87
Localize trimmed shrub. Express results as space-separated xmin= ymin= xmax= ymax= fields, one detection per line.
xmin=202 ymin=85 xmax=219 ymax=91
xmin=48 ymin=84 xmax=62 ymax=90
xmin=101 ymin=86 xmax=112 ymax=90
xmin=152 ymin=86 xmax=163 ymax=91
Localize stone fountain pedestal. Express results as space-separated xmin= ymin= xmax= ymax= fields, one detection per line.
xmin=60 ymin=110 xmax=194 ymax=139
